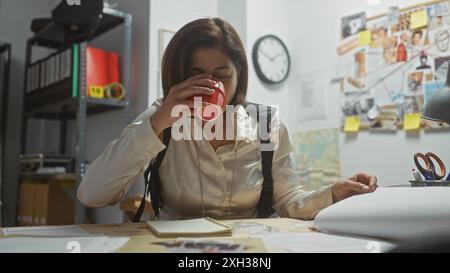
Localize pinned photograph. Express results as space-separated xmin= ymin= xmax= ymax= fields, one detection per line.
xmin=383 ymin=36 xmax=398 ymax=64
xmin=400 ymin=95 xmax=424 ymax=115
xmin=429 ymin=26 xmax=450 ymax=53
xmin=387 ymin=6 xmax=400 ymax=26
xmin=397 ymin=12 xmax=412 ymax=30
xmin=434 ymin=55 xmax=450 ymax=82
xmin=409 ymin=28 xmax=427 ymax=58
xmin=342 ymin=12 xmax=367 ymax=39
xmin=410 ymin=28 xmax=426 ymax=48
xmin=340 ymin=93 xmax=373 ymax=123
xmin=427 ymin=2 xmax=450 ymax=30
xmin=341 ymin=75 xmax=368 ymax=94
xmin=354 ymin=51 xmax=367 ymax=78
xmin=415 ymin=53 xmax=432 ymax=71
xmin=370 ymin=104 xmax=400 ymax=131
xmin=405 ymin=71 xmax=424 ymax=96
xmin=370 ymin=26 xmax=388 ymax=48
xmin=396 ymin=30 xmax=410 ymax=62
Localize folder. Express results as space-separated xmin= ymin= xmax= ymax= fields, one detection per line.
xmin=65 ymin=48 xmax=72 ymax=79
xmin=55 ymin=53 xmax=60 ymax=84
xmin=86 ymin=46 xmax=120 ymax=96
xmin=40 ymin=61 xmax=45 ymax=89
xmin=18 ymin=182 xmax=36 ymax=226
xmin=34 ymin=183 xmax=49 ymax=226
xmin=26 ymin=67 xmax=31 ymax=92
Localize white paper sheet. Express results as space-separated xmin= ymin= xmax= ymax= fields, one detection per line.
xmin=314 ymin=187 xmax=450 ymax=242
xmin=0 ymin=236 xmax=129 ymax=253
xmin=1 ymin=225 xmax=94 ymax=237
xmin=259 ymin=232 xmax=395 ymax=253
xmin=292 ymin=74 xmax=327 ymax=122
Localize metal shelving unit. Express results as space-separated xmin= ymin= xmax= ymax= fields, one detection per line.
xmin=0 ymin=42 xmax=11 ymax=227
xmin=20 ymin=7 xmax=132 ymax=224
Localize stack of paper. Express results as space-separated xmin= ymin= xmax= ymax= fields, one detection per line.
xmin=0 ymin=236 xmax=129 ymax=253
xmin=1 ymin=225 xmax=92 ymax=237
xmin=259 ymin=233 xmax=395 ymax=253
xmin=314 ymin=187 xmax=450 ymax=241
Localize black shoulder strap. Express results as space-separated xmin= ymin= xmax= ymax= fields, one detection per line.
xmin=244 ymin=102 xmax=275 ymax=218
xmin=132 ymin=127 xmax=171 ymax=222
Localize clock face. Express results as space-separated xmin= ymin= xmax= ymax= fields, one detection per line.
xmin=252 ymin=35 xmax=291 ymax=84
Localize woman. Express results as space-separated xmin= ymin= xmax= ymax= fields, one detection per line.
xmin=78 ymin=18 xmax=377 ymax=220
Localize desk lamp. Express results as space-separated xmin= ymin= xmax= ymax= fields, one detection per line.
xmin=422 ymin=66 xmax=450 ymax=124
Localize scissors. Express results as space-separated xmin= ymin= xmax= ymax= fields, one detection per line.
xmin=414 ymin=152 xmax=447 ymax=181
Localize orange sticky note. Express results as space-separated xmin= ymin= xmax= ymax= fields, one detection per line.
xmin=358 ymin=30 xmax=372 ymax=46
xmin=344 ymin=116 xmax=360 ymax=132
xmin=403 ymin=113 xmax=421 ymax=131
xmin=410 ymin=10 xmax=427 ymax=29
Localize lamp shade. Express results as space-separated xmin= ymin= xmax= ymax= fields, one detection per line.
xmin=422 ymin=66 xmax=450 ymax=124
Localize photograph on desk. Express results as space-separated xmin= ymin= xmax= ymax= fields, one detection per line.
xmin=0 ymin=0 xmax=450 ymax=260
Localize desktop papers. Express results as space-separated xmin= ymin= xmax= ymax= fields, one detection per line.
xmin=0 ymin=236 xmax=129 ymax=253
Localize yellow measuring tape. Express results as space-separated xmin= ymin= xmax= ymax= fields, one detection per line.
xmin=88 ymin=82 xmax=126 ymax=100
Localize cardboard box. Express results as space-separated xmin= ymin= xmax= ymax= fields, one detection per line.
xmin=17 ymin=180 xmax=75 ymax=226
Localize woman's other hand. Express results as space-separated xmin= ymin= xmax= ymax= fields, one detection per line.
xmin=331 ymin=173 xmax=378 ymax=203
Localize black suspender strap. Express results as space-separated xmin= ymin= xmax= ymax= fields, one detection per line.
xmin=132 ymin=127 xmax=171 ymax=222
xmin=256 ymin=106 xmax=275 ymax=218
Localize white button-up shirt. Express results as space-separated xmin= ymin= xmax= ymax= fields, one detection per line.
xmin=77 ymin=100 xmax=333 ymax=220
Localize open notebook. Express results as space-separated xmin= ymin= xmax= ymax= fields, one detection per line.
xmin=147 ymin=217 xmax=233 ymax=238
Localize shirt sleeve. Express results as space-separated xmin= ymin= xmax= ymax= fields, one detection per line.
xmin=271 ymin=122 xmax=334 ymax=220
xmin=77 ymin=105 xmax=167 ymax=207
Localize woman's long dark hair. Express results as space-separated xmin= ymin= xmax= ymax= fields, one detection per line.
xmin=161 ymin=18 xmax=248 ymax=105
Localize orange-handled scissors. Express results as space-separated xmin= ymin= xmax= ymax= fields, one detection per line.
xmin=413 ymin=152 xmax=447 ymax=180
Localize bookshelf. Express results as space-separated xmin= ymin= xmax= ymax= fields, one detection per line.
xmin=0 ymin=42 xmax=11 ymax=226
xmin=19 ymin=7 xmax=132 ymax=225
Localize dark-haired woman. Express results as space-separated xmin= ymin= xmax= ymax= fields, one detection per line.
xmin=78 ymin=18 xmax=377 ymax=220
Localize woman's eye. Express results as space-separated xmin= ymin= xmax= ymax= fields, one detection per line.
xmin=214 ymin=75 xmax=231 ymax=79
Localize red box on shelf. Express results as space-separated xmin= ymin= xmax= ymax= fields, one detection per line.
xmin=86 ymin=46 xmax=120 ymax=97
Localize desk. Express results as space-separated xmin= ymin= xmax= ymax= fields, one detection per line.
xmin=0 ymin=218 xmax=315 ymax=253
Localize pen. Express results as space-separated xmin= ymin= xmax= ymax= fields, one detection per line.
xmin=412 ymin=168 xmax=423 ymax=181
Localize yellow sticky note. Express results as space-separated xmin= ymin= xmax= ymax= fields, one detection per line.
xmin=89 ymin=85 xmax=104 ymax=99
xmin=410 ymin=10 xmax=428 ymax=29
xmin=403 ymin=113 xmax=421 ymax=131
xmin=344 ymin=116 xmax=360 ymax=132
xmin=358 ymin=30 xmax=372 ymax=46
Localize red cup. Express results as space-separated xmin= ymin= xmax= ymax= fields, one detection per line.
xmin=189 ymin=79 xmax=226 ymax=121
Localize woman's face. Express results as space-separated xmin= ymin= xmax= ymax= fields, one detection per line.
xmin=186 ymin=47 xmax=238 ymax=105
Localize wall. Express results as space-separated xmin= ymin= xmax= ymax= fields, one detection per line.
xmin=286 ymin=0 xmax=450 ymax=185
xmin=147 ymin=0 xmax=218 ymax=106
xmin=245 ymin=0 xmax=292 ymax=125
xmin=217 ymin=0 xmax=247 ymax=45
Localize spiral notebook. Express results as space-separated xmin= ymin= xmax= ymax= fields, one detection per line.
xmin=147 ymin=217 xmax=232 ymax=238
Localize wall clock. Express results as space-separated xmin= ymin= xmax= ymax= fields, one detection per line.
xmin=252 ymin=35 xmax=291 ymax=84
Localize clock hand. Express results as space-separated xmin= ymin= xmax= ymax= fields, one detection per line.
xmin=272 ymin=52 xmax=285 ymax=60
xmin=259 ymin=49 xmax=274 ymax=61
